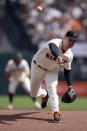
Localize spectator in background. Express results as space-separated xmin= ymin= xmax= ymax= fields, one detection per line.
xmin=5 ymin=52 xmax=41 ymax=109
xmin=6 ymin=0 xmax=87 ymax=48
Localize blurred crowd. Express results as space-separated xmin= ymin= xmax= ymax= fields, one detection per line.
xmin=6 ymin=0 xmax=87 ymax=47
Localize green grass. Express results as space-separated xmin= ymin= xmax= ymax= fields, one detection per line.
xmin=47 ymin=97 xmax=87 ymax=110
xmin=0 ymin=95 xmax=87 ymax=110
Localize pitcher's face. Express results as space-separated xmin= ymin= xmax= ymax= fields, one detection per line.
xmin=62 ymin=36 xmax=75 ymax=52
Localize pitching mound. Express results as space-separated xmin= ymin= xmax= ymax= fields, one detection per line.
xmin=0 ymin=109 xmax=87 ymax=131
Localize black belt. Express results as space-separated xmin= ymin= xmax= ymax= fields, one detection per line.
xmin=33 ymin=60 xmax=47 ymax=71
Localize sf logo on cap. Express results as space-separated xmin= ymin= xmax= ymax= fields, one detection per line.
xmin=73 ymin=32 xmax=77 ymax=37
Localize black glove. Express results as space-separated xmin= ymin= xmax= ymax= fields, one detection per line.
xmin=61 ymin=87 xmax=77 ymax=103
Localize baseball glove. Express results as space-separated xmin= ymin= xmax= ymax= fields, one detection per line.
xmin=61 ymin=87 xmax=77 ymax=103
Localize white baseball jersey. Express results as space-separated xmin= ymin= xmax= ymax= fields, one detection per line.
xmin=33 ymin=38 xmax=73 ymax=71
xmin=30 ymin=38 xmax=73 ymax=114
xmin=5 ymin=59 xmax=30 ymax=81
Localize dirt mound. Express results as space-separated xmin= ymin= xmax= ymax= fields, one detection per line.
xmin=0 ymin=109 xmax=87 ymax=131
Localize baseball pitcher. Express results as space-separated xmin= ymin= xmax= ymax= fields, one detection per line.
xmin=30 ymin=30 xmax=77 ymax=122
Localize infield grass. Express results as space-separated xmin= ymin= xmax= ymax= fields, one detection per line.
xmin=0 ymin=95 xmax=87 ymax=110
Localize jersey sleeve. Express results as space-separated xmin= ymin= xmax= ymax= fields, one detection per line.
xmin=62 ymin=55 xmax=73 ymax=70
xmin=61 ymin=49 xmax=73 ymax=70
xmin=22 ymin=60 xmax=30 ymax=77
xmin=23 ymin=60 xmax=30 ymax=73
xmin=5 ymin=60 xmax=13 ymax=72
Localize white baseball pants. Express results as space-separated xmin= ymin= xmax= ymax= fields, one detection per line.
xmin=30 ymin=61 xmax=59 ymax=113
xmin=8 ymin=77 xmax=30 ymax=94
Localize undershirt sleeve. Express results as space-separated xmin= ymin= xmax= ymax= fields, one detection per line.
xmin=49 ymin=43 xmax=59 ymax=59
xmin=64 ymin=68 xmax=72 ymax=87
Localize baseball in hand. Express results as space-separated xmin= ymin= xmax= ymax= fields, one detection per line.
xmin=37 ymin=6 xmax=43 ymax=12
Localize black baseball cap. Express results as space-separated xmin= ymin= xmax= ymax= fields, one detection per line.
xmin=66 ymin=31 xmax=78 ymax=41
